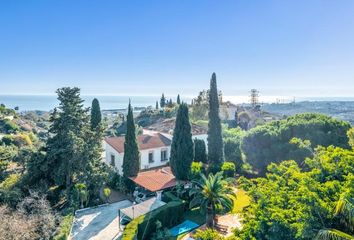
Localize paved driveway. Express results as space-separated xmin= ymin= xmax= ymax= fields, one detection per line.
xmin=70 ymin=200 xmax=132 ymax=240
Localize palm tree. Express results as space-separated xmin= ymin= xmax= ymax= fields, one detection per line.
xmin=315 ymin=192 xmax=354 ymax=240
xmin=75 ymin=183 xmax=88 ymax=208
xmin=189 ymin=172 xmax=234 ymax=228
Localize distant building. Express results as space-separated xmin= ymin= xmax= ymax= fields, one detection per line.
xmin=143 ymin=118 xmax=208 ymax=144
xmin=220 ymin=102 xmax=238 ymax=120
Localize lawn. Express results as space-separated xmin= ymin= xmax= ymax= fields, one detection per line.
xmin=232 ymin=189 xmax=251 ymax=214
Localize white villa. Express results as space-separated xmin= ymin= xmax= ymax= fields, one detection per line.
xmin=104 ymin=132 xmax=172 ymax=175
xmin=103 ymin=119 xmax=208 ymax=174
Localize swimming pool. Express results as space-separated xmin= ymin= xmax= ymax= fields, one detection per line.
xmin=169 ymin=220 xmax=200 ymax=237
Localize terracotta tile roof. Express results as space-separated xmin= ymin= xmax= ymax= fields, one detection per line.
xmin=105 ymin=133 xmax=172 ymax=153
xmin=129 ymin=167 xmax=177 ymax=192
xmin=145 ymin=118 xmax=207 ymax=135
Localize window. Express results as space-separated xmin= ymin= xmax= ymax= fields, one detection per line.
xmin=148 ymin=151 xmax=154 ymax=163
xmin=110 ymin=154 xmax=115 ymax=167
xmin=161 ymin=149 xmax=168 ymax=161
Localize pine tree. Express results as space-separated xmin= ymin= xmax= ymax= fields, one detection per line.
xmin=24 ymin=87 xmax=109 ymax=203
xmin=194 ymin=138 xmax=207 ymax=163
xmin=177 ymin=94 xmax=181 ymax=104
xmin=207 ymin=73 xmax=224 ymax=173
xmin=46 ymin=87 xmax=90 ymax=192
xmin=90 ymin=98 xmax=102 ymax=130
xmin=170 ymin=103 xmax=194 ymax=180
xmin=122 ymin=102 xmax=140 ymax=177
xmin=160 ymin=93 xmax=166 ymax=108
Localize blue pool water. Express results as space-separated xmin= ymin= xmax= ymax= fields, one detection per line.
xmin=169 ymin=220 xmax=200 ymax=237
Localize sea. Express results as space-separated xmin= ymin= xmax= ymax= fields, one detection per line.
xmin=0 ymin=95 xmax=171 ymax=111
xmin=0 ymin=95 xmax=354 ymax=112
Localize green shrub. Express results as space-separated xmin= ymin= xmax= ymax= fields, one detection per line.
xmin=103 ymin=187 xmax=111 ymax=202
xmin=1 ymin=135 xmax=14 ymax=146
xmin=53 ymin=213 xmax=74 ymax=240
xmin=193 ymin=228 xmax=224 ymax=240
xmin=150 ymin=220 xmax=171 ymax=240
xmin=0 ymin=174 xmax=20 ymax=190
xmin=15 ymin=133 xmax=33 ymax=146
xmin=122 ymin=199 xmax=185 ymax=240
xmin=221 ymin=162 xmax=236 ymax=177
xmin=1 ymin=133 xmax=32 ymax=147
xmin=0 ymin=173 xmax=22 ymax=207
xmin=0 ymin=119 xmax=20 ymax=133
xmin=190 ymin=161 xmax=203 ymax=180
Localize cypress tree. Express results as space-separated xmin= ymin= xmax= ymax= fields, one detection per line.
xmin=170 ymin=103 xmax=194 ymax=180
xmin=207 ymin=73 xmax=224 ymax=173
xmin=177 ymin=94 xmax=181 ymax=104
xmin=90 ymin=98 xmax=102 ymax=130
xmin=156 ymin=101 xmax=159 ymax=110
xmin=122 ymin=102 xmax=140 ymax=177
xmin=168 ymin=98 xmax=173 ymax=107
xmin=160 ymin=93 xmax=166 ymax=108
xmin=194 ymin=138 xmax=207 ymax=163
xmin=234 ymin=110 xmax=238 ymax=127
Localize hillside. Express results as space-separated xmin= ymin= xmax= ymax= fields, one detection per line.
xmin=262 ymin=101 xmax=354 ymax=125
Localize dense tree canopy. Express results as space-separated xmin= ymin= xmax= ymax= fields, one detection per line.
xmin=237 ymin=146 xmax=354 ymax=240
xmin=190 ymin=90 xmax=209 ymax=120
xmin=22 ymin=87 xmax=108 ymax=204
xmin=223 ymin=128 xmax=245 ymax=173
xmin=207 ymin=73 xmax=224 ymax=173
xmin=122 ymin=102 xmax=140 ymax=177
xmin=170 ymin=103 xmax=194 ymax=180
xmin=241 ymin=113 xmax=351 ymax=174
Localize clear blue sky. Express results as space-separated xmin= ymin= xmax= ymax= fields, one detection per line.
xmin=1 ymin=0 xmax=354 ymax=97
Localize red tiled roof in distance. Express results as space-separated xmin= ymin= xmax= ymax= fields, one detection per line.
xmin=145 ymin=118 xmax=207 ymax=135
xmin=129 ymin=167 xmax=177 ymax=192
xmin=105 ymin=133 xmax=172 ymax=153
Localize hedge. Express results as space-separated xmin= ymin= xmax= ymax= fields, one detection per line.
xmin=162 ymin=191 xmax=181 ymax=202
xmin=53 ymin=213 xmax=74 ymax=240
xmin=122 ymin=198 xmax=185 ymax=240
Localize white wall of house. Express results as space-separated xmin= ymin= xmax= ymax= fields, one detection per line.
xmin=140 ymin=146 xmax=171 ymax=170
xmin=104 ymin=142 xmax=124 ymax=174
xmin=104 ymin=142 xmax=170 ymax=175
